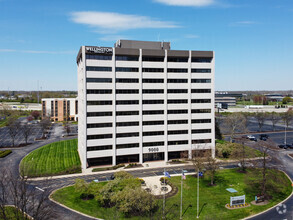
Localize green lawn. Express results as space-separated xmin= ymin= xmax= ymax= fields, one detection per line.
xmin=20 ymin=139 xmax=81 ymax=177
xmin=0 ymin=206 xmax=29 ymax=219
xmin=51 ymin=169 xmax=292 ymax=220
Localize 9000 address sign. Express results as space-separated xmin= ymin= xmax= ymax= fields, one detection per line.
xmin=148 ymin=147 xmax=159 ymax=152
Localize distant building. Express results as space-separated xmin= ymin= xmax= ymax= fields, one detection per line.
xmin=215 ymin=97 xmax=236 ymax=107
xmin=77 ymin=39 xmax=215 ymax=168
xmin=264 ymin=94 xmax=284 ymax=102
xmin=42 ymin=98 xmax=78 ymax=121
xmin=215 ymin=92 xmax=246 ymax=99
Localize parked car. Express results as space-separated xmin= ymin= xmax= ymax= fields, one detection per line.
xmin=278 ymin=144 xmax=291 ymax=149
xmin=259 ymin=134 xmax=269 ymax=141
xmin=247 ymin=135 xmax=257 ymax=142
xmin=238 ymin=162 xmax=254 ymax=168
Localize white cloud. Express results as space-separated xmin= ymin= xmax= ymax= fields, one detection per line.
xmin=70 ymin=11 xmax=179 ymax=33
xmin=154 ymin=0 xmax=215 ymax=7
xmin=230 ymin=21 xmax=257 ymax=26
xmin=0 ymin=49 xmax=75 ymax=54
xmin=184 ymin=34 xmax=200 ymax=39
xmin=99 ymin=35 xmax=128 ymax=42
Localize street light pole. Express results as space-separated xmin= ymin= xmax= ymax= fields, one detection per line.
xmin=284 ymin=121 xmax=287 ymax=145
xmin=197 ymin=168 xmax=199 ymax=218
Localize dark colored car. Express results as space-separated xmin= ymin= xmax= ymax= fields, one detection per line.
xmin=278 ymin=144 xmax=291 ymax=149
xmin=110 ymin=174 xmax=115 ymax=180
xmin=259 ymin=134 xmax=269 ymax=141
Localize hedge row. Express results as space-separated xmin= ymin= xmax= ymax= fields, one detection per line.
xmin=0 ymin=150 xmax=12 ymax=158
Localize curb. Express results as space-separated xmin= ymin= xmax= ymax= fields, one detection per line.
xmin=49 ymin=185 xmax=102 ymax=220
xmin=287 ymin=154 xmax=293 ymax=160
xmin=244 ymin=170 xmax=293 ymax=219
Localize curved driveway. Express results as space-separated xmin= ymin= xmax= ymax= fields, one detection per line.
xmin=1 ymin=126 xmax=292 ymax=220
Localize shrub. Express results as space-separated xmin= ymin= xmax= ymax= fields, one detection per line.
xmin=160 ymin=177 xmax=169 ymax=184
xmin=0 ymin=150 xmax=12 ymax=158
xmin=114 ymin=171 xmax=133 ymax=179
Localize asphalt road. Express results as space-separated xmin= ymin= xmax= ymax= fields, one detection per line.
xmin=0 ymin=119 xmax=292 ymax=219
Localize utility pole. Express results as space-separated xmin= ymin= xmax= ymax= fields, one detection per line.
xmin=180 ymin=170 xmax=183 ymax=219
xmin=197 ymin=168 xmax=199 ymax=218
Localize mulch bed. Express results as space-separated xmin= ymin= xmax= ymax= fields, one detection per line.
xmin=154 ymin=184 xmax=178 ymax=199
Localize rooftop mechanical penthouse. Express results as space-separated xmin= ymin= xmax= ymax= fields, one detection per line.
xmin=77 ymin=40 xmax=215 ymax=169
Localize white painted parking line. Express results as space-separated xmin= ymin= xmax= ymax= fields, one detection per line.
xmin=35 ymin=187 xmax=45 ymax=192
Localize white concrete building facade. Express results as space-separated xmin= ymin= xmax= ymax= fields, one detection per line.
xmin=77 ymin=40 xmax=215 ymax=168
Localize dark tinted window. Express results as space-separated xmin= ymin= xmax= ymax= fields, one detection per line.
xmin=167 ymin=109 xmax=188 ymax=114
xmin=116 ymin=143 xmax=139 ymax=149
xmin=87 ymin=101 xmax=112 ymax=105
xmin=191 ymin=79 xmax=211 ymax=83
xmin=116 ymin=55 xmax=139 ymax=61
xmin=191 ymin=89 xmax=211 ymax=93
xmin=87 ymin=89 xmax=112 ymax=94
xmin=191 ymin=69 xmax=211 ymax=73
xmin=167 ymin=79 xmax=187 ymax=83
xmin=143 ymin=110 xmax=164 ymax=115
xmin=86 ymin=54 xmax=112 ymax=60
xmin=191 ymin=57 xmax=212 ymax=63
xmin=143 ymin=120 xmax=164 ymax=125
xmin=168 ymin=140 xmax=188 ymax=145
xmin=87 ymin=134 xmax=112 ymax=140
xmin=142 ymin=57 xmax=164 ymax=62
xmin=142 ymin=79 xmax=164 ymax=83
xmin=86 ymin=78 xmax=112 ymax=83
xmin=116 ymin=78 xmax=139 ymax=83
xmin=86 ymin=66 xmax=112 ymax=71
xmin=143 ymin=141 xmax=164 ymax=147
xmin=116 ymin=111 xmax=139 ymax=116
xmin=142 ymin=89 xmax=164 ymax=94
xmin=116 ymin=67 xmax=139 ymax=72
xmin=87 ymin=145 xmax=112 ymax=151
xmin=116 ymin=89 xmax=139 ymax=94
xmin=168 ymin=130 xmax=188 ymax=135
xmin=143 ymin=100 xmax=164 ymax=104
xmin=168 ymin=120 xmax=188 ymax=125
xmin=87 ymin=123 xmax=112 ymax=128
xmin=168 ymin=99 xmax=188 ymax=104
xmin=143 ymin=131 xmax=164 ymax=136
xmin=116 ymin=100 xmax=139 ymax=105
xmin=116 ymin=121 xmax=139 ymax=127
xmin=167 ymin=57 xmax=188 ymax=62
xmin=192 ymin=129 xmax=211 ymax=134
xmin=142 ymin=68 xmax=164 ymax=72
xmin=167 ymin=68 xmax=188 ymax=73
xmin=191 ymin=99 xmax=211 ymax=103
xmin=192 ymin=119 xmax=211 ymax=123
xmin=168 ymin=89 xmax=188 ymax=93
xmin=116 ymin=132 xmax=139 ymax=138
xmin=191 ymin=109 xmax=211 ymax=113
xmin=87 ymin=112 xmax=112 ymax=117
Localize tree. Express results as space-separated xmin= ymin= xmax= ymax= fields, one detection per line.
xmin=21 ymin=123 xmax=33 ymax=145
xmin=0 ymin=170 xmax=57 ymax=220
xmin=253 ymin=95 xmax=268 ymax=105
xmin=268 ymin=112 xmax=280 ymax=131
xmin=204 ymin=151 xmax=219 ymax=185
xmin=191 ymin=147 xmax=206 ymax=175
xmin=231 ymin=140 xmax=254 ymax=172
xmin=63 ymin=115 xmax=71 ymax=136
xmin=281 ymin=110 xmax=293 ymax=128
xmin=282 ymin=96 xmax=292 ymax=104
xmin=254 ymin=112 xmax=267 ymax=132
xmin=245 ymin=140 xmax=287 ymax=199
xmin=40 ymin=117 xmax=51 ymax=138
xmin=7 ymin=116 xmax=20 ymax=147
xmin=31 ymin=111 xmax=40 ymax=120
xmin=223 ymin=113 xmax=247 ymax=142
xmin=215 ymin=119 xmax=222 ymax=140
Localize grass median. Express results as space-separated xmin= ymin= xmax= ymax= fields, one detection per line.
xmin=20 ymin=139 xmax=81 ymax=177
xmin=51 ymin=168 xmax=292 ymax=219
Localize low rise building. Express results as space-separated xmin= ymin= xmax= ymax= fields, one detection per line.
xmin=42 ymin=98 xmax=78 ymax=121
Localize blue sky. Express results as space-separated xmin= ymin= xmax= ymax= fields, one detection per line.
xmin=0 ymin=0 xmax=292 ymax=91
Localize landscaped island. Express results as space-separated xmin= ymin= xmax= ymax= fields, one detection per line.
xmin=51 ymin=169 xmax=292 ymax=220
xmin=20 ymin=139 xmax=81 ymax=177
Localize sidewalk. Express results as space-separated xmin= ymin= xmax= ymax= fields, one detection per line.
xmin=28 ymin=160 xmax=194 ymax=181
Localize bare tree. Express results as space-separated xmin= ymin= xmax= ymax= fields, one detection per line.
xmin=268 ymin=112 xmax=280 ymax=131
xmin=21 ymin=123 xmax=33 ymax=145
xmin=191 ymin=146 xmax=206 ymax=174
xmin=0 ymin=169 xmax=57 ymax=220
xmin=231 ymin=139 xmax=253 ymax=172
xmin=204 ymin=151 xmax=219 ymax=186
xmin=7 ymin=117 xmax=20 ymax=147
xmin=254 ymin=112 xmax=267 ymax=132
xmin=63 ymin=114 xmax=71 ymax=136
xmin=223 ymin=113 xmax=247 ymax=142
xmin=40 ymin=117 xmax=51 ymax=138
xmin=281 ymin=110 xmax=293 ymax=128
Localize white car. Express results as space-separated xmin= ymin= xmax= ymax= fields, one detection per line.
xmin=238 ymin=162 xmax=254 ymax=168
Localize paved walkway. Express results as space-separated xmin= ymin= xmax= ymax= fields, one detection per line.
xmin=141 ymin=176 xmax=172 ymax=195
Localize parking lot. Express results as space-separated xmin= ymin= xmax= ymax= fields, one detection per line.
xmin=0 ymin=124 xmax=44 ymax=147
